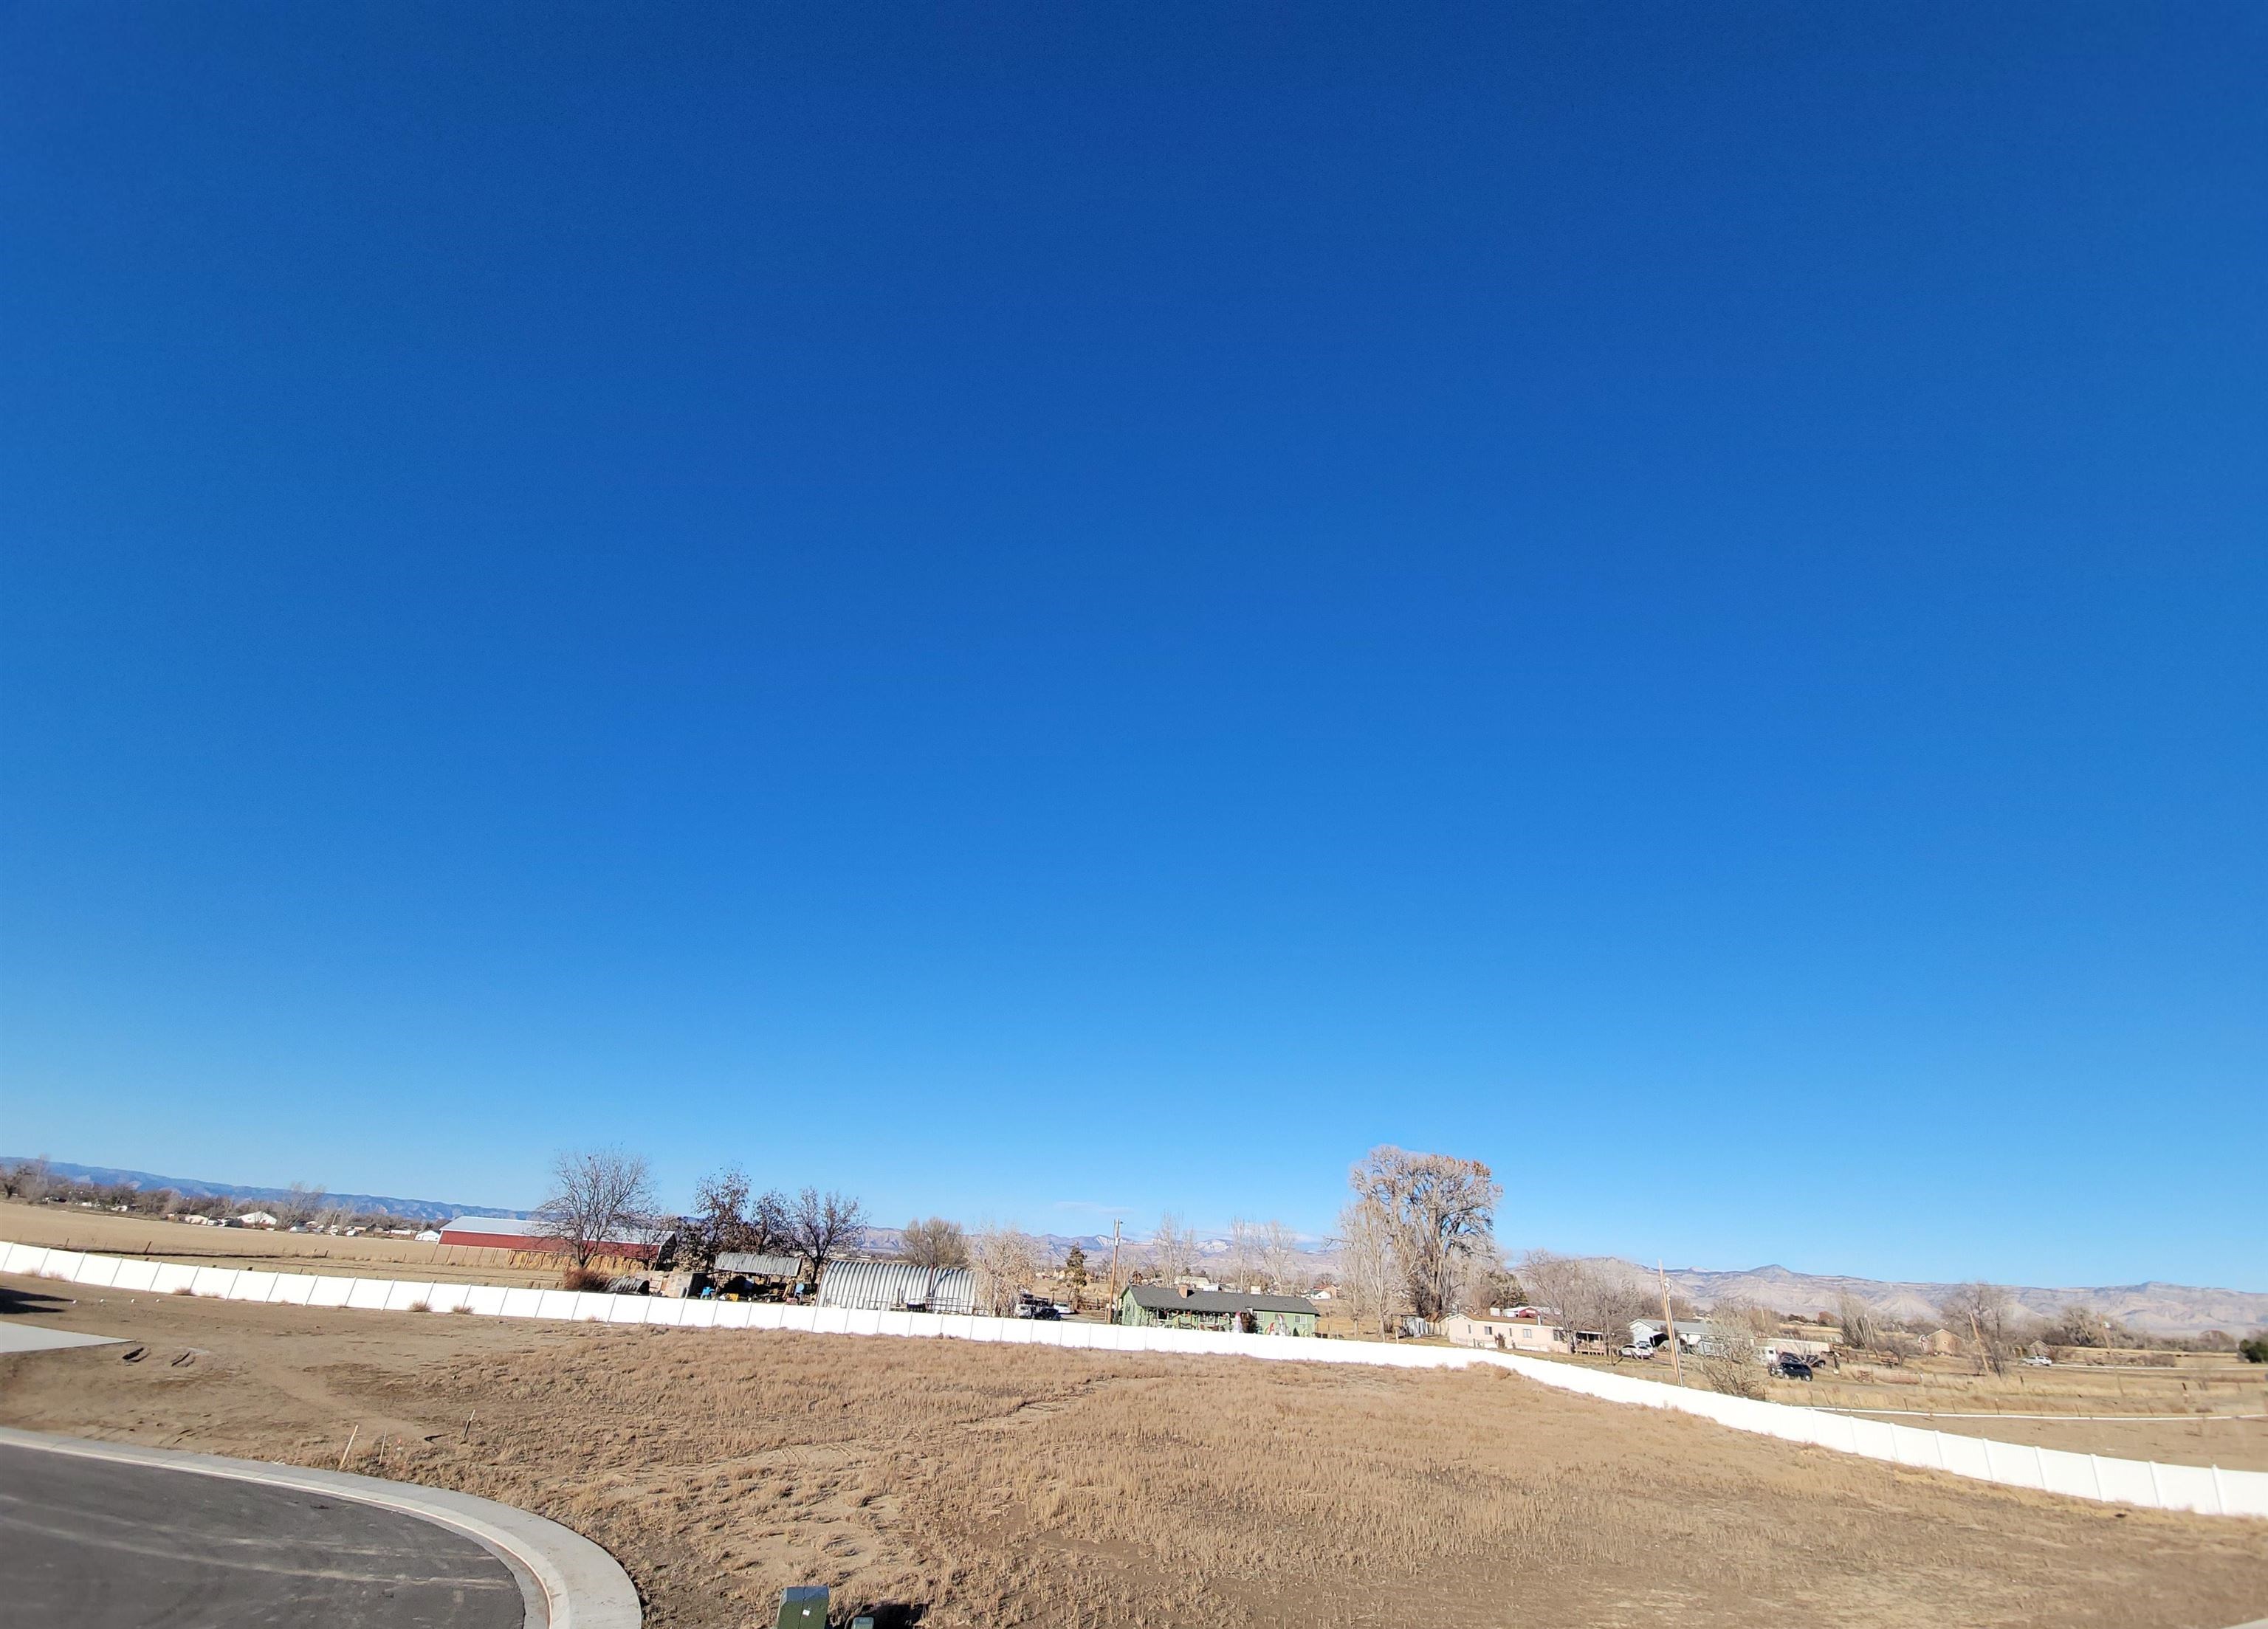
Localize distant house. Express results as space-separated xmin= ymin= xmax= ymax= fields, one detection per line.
xmin=817 ymin=1258 xmax=977 ymax=1315
xmin=1924 ymin=1328 xmax=1963 ymax=1356
xmin=236 ymin=1211 xmax=281 ymax=1229
xmin=1443 ymin=1312 xmax=1567 ymax=1354
xmin=1115 ymin=1283 xmax=1318 ymax=1336
xmin=437 ymin=1215 xmax=670 ymax=1263
xmin=414 ymin=1229 xmax=443 ymax=1243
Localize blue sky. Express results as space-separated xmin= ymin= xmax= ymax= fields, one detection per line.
xmin=4 ymin=5 xmax=2261 ymax=1289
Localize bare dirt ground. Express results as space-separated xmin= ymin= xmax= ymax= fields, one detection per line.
xmin=3 ymin=1275 xmax=2263 ymax=1629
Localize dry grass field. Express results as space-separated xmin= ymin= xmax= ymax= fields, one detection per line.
xmin=4 ymin=1274 xmax=2264 ymax=1629
xmin=1521 ymin=1347 xmax=2268 ymax=1471
xmin=2 ymin=1198 xmax=577 ymax=1287
xmin=1776 ymin=1355 xmax=2268 ymax=1473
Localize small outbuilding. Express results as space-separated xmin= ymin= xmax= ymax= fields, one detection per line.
xmin=1115 ymin=1283 xmax=1318 ymax=1336
xmin=817 ymin=1258 xmax=979 ymax=1315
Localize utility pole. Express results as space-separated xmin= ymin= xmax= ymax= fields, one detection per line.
xmin=1106 ymin=1219 xmax=1123 ymax=1319
xmin=1657 ymin=1260 xmax=1683 ymax=1385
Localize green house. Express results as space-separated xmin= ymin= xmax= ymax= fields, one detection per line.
xmin=1116 ymin=1283 xmax=1319 ymax=1336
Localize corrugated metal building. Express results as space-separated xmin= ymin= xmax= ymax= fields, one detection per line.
xmin=714 ymin=1252 xmax=803 ymax=1278
xmin=817 ymin=1258 xmax=977 ymax=1315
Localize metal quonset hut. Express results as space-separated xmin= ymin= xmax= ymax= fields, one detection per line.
xmin=817 ymin=1259 xmax=978 ymax=1315
xmin=1116 ymin=1284 xmax=1319 ymax=1335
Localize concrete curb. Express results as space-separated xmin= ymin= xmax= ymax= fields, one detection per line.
xmin=0 ymin=1426 xmax=640 ymax=1629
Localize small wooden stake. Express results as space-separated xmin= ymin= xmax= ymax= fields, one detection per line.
xmin=337 ymin=1424 xmax=360 ymax=1470
xmin=461 ymin=1411 xmax=475 ymax=1444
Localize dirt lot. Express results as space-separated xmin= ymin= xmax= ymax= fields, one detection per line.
xmin=3 ymin=1275 xmax=2264 ymax=1629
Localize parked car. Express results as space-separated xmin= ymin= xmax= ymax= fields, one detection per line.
xmin=1773 ymin=1356 xmax=1815 ymax=1380
xmin=1619 ymin=1343 xmax=1654 ymax=1358
xmin=1028 ymin=1303 xmax=1062 ymax=1320
xmin=2022 ymin=1354 xmax=2052 ymax=1367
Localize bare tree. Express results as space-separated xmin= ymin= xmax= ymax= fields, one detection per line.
xmin=901 ymin=1216 xmax=969 ymax=1270
xmin=1835 ymin=1291 xmax=1879 ymax=1354
xmin=1516 ymin=1250 xmax=1653 ymax=1356
xmin=1349 ymin=1148 xmax=1502 ymax=1321
xmin=281 ymin=1183 xmax=328 ymax=1227
xmin=969 ymin=1222 xmax=1041 ymax=1317
xmin=1260 ymin=1219 xmax=1304 ymax=1294
xmin=784 ymin=1187 xmax=867 ymax=1287
xmin=1226 ymin=1219 xmax=1260 ymax=1292
xmin=534 ymin=1147 xmax=659 ymax=1269
xmin=1700 ymin=1298 xmax=1767 ymax=1397
xmin=683 ymin=1165 xmax=755 ymax=1270
xmin=1147 ymin=1213 xmax=1200 ymax=1284
xmin=1335 ymin=1198 xmax=1399 ymax=1337
xmin=1939 ymin=1281 xmax=2017 ymax=1375
xmin=901 ymin=1215 xmax=969 ymax=1304
xmin=1 ymin=1157 xmax=51 ymax=1202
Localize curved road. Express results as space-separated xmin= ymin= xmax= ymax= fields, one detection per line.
xmin=0 ymin=1442 xmax=531 ymax=1628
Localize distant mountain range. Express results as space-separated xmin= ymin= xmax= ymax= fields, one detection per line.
xmin=1 ymin=1159 xmax=526 ymax=1225
xmin=1644 ymin=1261 xmax=2268 ymax=1339
xmin=13 ymin=1159 xmax=2257 ymax=1335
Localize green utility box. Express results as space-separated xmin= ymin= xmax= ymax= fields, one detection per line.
xmin=776 ymin=1586 xmax=828 ymax=1629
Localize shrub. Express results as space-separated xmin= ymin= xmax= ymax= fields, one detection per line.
xmin=407 ymin=1301 xmax=430 ymax=1313
xmin=562 ymin=1266 xmax=610 ymax=1292
xmin=2240 ymin=1334 xmax=2268 ymax=1364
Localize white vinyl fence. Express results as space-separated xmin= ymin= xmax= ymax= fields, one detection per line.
xmin=7 ymin=1239 xmax=2261 ymax=1520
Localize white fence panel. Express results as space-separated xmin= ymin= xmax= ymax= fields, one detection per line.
xmin=681 ymin=1301 xmax=719 ymax=1329
xmin=306 ymin=1275 xmax=354 ymax=1308
xmin=69 ymin=1254 xmax=122 ymax=1289
xmin=343 ymin=1278 xmax=392 ymax=1311
xmin=426 ymin=1283 xmax=474 ymax=1315
xmin=465 ymin=1284 xmax=510 ymax=1316
xmin=266 ymin=1272 xmax=318 ymax=1305
xmin=2152 ymin=1461 xmax=2224 ymax=1516
xmin=0 ymin=1243 xmax=46 ymax=1275
xmin=382 ymin=1281 xmax=437 ymax=1312
xmin=499 ymin=1287 xmax=545 ymax=1319
xmin=712 ymin=1302 xmax=752 ymax=1329
xmin=188 ymin=1266 xmax=240 ymax=1298
xmin=40 ymin=1250 xmax=89 ymax=1283
xmin=230 ymin=1270 xmax=278 ymax=1303
xmin=150 ymin=1262 xmax=200 ymax=1295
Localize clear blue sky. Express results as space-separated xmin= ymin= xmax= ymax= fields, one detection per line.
xmin=4 ymin=5 xmax=2261 ymax=1289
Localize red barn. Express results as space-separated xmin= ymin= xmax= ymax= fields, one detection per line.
xmin=437 ymin=1215 xmax=669 ymax=1262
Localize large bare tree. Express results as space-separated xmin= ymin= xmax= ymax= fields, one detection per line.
xmin=535 ymin=1148 xmax=659 ymax=1268
xmin=1349 ymin=1146 xmax=1502 ymax=1321
xmin=901 ymin=1216 xmax=969 ymax=1270
xmin=1147 ymin=1213 xmax=1200 ymax=1284
xmin=1335 ymin=1197 xmax=1399 ymax=1337
xmin=1939 ymin=1281 xmax=2017 ymax=1375
xmin=1260 ymin=1219 xmax=1304 ymax=1294
xmin=969 ymin=1222 xmax=1040 ymax=1317
xmin=1226 ymin=1218 xmax=1260 ymax=1292
xmin=784 ymin=1186 xmax=867 ymax=1287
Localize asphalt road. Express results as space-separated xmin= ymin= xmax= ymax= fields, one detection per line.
xmin=0 ymin=1442 xmax=529 ymax=1628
